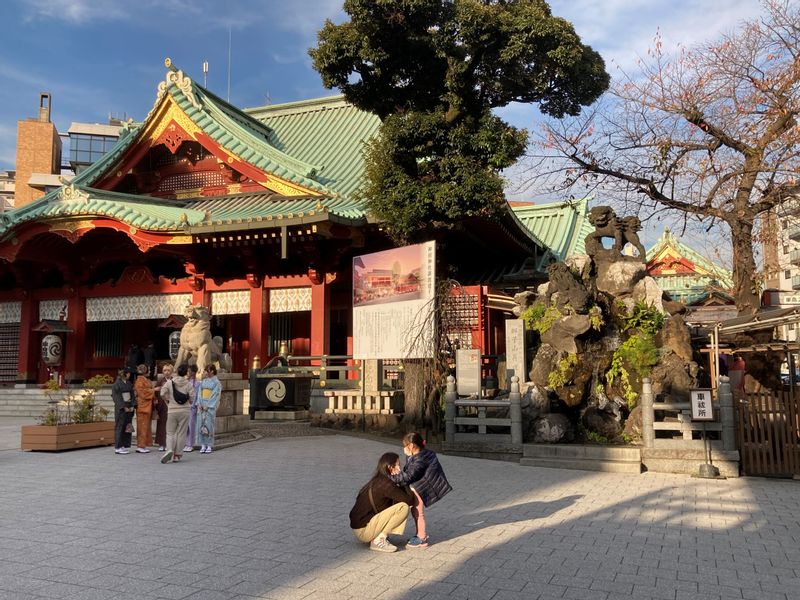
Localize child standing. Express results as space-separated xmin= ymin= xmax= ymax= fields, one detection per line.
xmin=390 ymin=432 xmax=452 ymax=549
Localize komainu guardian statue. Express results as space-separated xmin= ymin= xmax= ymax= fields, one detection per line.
xmin=175 ymin=304 xmax=231 ymax=373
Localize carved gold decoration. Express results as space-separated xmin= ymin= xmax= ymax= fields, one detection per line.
xmin=156 ymin=62 xmax=202 ymax=111
xmin=58 ymin=184 xmax=90 ymax=203
xmin=49 ymin=220 xmax=95 ymax=234
xmin=145 ymin=97 xmax=202 ymax=146
xmin=166 ymin=235 xmax=193 ymax=245
xmin=262 ymin=175 xmax=321 ymax=197
xmin=175 ymin=188 xmax=203 ymax=200
xmin=227 ymin=183 xmax=241 ymax=194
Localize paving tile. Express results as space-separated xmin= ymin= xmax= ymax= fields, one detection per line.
xmin=1 ymin=435 xmax=799 ymax=600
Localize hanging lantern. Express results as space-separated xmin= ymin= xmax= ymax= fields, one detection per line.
xmin=168 ymin=331 xmax=182 ymax=361
xmin=41 ymin=335 xmax=63 ymax=366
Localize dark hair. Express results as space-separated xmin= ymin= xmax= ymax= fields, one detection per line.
xmin=205 ymin=364 xmax=217 ymax=375
xmin=360 ymin=452 xmax=400 ymax=494
xmin=402 ymin=432 xmax=425 ymax=450
xmin=188 ymin=364 xmax=199 ymax=374
xmin=176 ymin=364 xmax=188 ymax=377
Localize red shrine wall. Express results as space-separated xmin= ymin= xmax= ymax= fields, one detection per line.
xmin=6 ymin=272 xmax=338 ymax=384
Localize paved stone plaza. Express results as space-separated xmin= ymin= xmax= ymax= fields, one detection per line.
xmin=2 ymin=431 xmax=800 ymax=600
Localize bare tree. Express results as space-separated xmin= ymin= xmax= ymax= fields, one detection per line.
xmin=523 ymin=0 xmax=800 ymax=315
xmin=402 ymin=279 xmax=478 ymax=437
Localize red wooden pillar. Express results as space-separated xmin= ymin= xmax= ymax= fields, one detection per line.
xmin=190 ymin=276 xmax=211 ymax=308
xmin=310 ymin=281 xmax=330 ymax=359
xmin=17 ymin=296 xmax=39 ymax=384
xmin=64 ymin=295 xmax=86 ymax=383
xmin=248 ymin=285 xmax=269 ymax=369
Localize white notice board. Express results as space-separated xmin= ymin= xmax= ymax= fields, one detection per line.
xmin=690 ymin=388 xmax=714 ymax=421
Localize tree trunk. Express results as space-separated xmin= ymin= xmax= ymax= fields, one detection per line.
xmin=728 ymin=218 xmax=760 ymax=316
xmin=402 ymin=359 xmax=426 ymax=426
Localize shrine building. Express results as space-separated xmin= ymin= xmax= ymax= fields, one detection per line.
xmin=0 ymin=60 xmax=559 ymax=385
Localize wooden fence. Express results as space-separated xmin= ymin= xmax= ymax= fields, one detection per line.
xmin=736 ymin=390 xmax=800 ymax=477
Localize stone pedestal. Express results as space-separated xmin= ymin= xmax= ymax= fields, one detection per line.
xmin=215 ymin=373 xmax=250 ymax=434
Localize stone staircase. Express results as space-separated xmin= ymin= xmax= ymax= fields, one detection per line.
xmin=0 ymin=386 xmax=115 ymax=418
xmin=520 ymin=443 xmax=642 ymax=473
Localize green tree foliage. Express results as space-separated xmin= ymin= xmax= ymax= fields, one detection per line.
xmin=310 ymin=0 xmax=609 ymax=242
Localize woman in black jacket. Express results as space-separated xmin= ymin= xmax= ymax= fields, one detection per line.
xmin=349 ymin=452 xmax=414 ymax=553
xmin=111 ymin=368 xmax=136 ymax=454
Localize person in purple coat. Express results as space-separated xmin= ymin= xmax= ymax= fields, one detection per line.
xmin=389 ymin=431 xmax=452 ymax=549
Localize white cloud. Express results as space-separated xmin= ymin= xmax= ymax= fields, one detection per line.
xmin=20 ymin=0 xmax=130 ymax=24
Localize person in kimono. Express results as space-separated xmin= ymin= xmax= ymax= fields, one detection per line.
xmin=197 ymin=364 xmax=221 ymax=453
xmin=182 ymin=364 xmax=201 ymax=452
xmin=153 ymin=363 xmax=172 ymax=451
xmin=133 ymin=364 xmax=155 ymax=453
xmin=112 ymin=368 xmax=135 ymax=454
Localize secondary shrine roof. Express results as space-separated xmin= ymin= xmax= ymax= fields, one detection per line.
xmin=646 ymin=227 xmax=734 ymax=304
xmin=511 ymin=197 xmax=593 ymax=263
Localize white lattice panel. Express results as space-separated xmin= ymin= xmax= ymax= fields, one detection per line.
xmin=39 ymin=299 xmax=68 ymax=321
xmin=0 ymin=302 xmax=20 ymax=324
xmin=86 ymin=294 xmax=192 ymax=322
xmin=211 ymin=290 xmax=250 ymax=315
xmin=271 ymin=287 xmax=312 ymax=313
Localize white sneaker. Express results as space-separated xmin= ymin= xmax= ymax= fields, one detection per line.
xmin=116 ymin=448 xmax=130 ymax=454
xmin=204 ymin=447 xmax=212 ymax=454
xmin=158 ymin=446 xmax=166 ymax=452
xmin=370 ymin=537 xmax=397 ymax=553
xmin=160 ymin=450 xmax=174 ymax=464
xmin=200 ymin=445 xmax=207 ymax=453
xmin=182 ymin=446 xmax=193 ymax=453
xmin=136 ymin=448 xmax=150 ymax=453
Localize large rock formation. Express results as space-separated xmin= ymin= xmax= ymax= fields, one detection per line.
xmin=518 ymin=206 xmax=698 ymax=444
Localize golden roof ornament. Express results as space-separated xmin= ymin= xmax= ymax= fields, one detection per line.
xmin=58 ymin=182 xmax=90 ymax=203
xmin=156 ymin=57 xmax=202 ymax=111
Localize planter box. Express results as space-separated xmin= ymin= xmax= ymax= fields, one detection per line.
xmin=21 ymin=421 xmax=115 ymax=451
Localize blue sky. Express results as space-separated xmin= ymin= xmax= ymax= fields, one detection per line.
xmin=0 ymin=0 xmax=763 ymax=180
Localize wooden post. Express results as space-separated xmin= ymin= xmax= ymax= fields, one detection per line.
xmin=444 ymin=375 xmax=457 ymax=443
xmin=248 ymin=286 xmax=269 ymax=369
xmin=641 ymin=377 xmax=655 ymax=449
xmin=17 ymin=297 xmax=39 ymax=384
xmin=509 ymin=375 xmax=522 ymax=445
xmin=717 ymin=375 xmax=736 ymax=452
xmin=64 ymin=295 xmax=86 ymax=384
xmin=310 ymin=281 xmax=330 ymax=361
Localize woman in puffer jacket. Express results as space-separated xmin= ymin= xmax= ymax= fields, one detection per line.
xmin=389 ymin=431 xmax=452 ymax=549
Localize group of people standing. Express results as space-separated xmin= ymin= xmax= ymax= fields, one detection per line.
xmin=111 ymin=361 xmax=222 ymax=463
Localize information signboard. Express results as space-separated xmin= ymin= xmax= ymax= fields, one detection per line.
xmin=456 ymin=348 xmax=481 ymax=396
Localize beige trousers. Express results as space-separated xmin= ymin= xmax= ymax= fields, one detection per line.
xmin=165 ymin=407 xmax=190 ymax=457
xmin=352 ymin=502 xmax=410 ymax=543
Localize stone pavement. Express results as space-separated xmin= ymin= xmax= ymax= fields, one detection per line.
xmin=2 ymin=429 xmax=800 ymax=600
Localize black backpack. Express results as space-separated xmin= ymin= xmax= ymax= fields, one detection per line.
xmin=172 ymin=384 xmax=190 ymax=405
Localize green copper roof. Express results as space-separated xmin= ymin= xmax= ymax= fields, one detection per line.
xmin=0 ymin=185 xmax=206 ymax=237
xmin=245 ymin=96 xmax=381 ymax=201
xmin=511 ymin=198 xmax=593 ymax=262
xmin=184 ymin=191 xmax=368 ymax=232
xmin=69 ymin=68 xmax=335 ymax=198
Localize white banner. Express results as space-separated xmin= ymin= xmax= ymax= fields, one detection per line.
xmin=353 ymin=241 xmax=436 ymax=359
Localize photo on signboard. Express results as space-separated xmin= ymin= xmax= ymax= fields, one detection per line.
xmin=353 ymin=245 xmax=425 ymax=307
xmin=352 ymin=242 xmax=436 ymax=360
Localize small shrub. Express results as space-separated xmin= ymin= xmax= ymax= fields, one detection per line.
xmin=548 ymin=353 xmax=578 ymax=388
xmin=522 ymin=300 xmax=563 ymax=335
xmin=38 ymin=375 xmax=112 ymax=425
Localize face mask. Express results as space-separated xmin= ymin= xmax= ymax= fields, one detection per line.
xmin=403 ymin=447 xmax=412 ymax=456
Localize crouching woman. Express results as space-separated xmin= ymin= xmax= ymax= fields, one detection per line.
xmin=349 ymin=452 xmax=414 ymax=553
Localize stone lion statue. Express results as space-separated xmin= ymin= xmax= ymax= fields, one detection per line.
xmin=584 ymin=206 xmax=621 ymax=258
xmin=175 ymin=304 xmax=231 ymax=373
xmin=619 ymin=215 xmax=646 ymax=262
